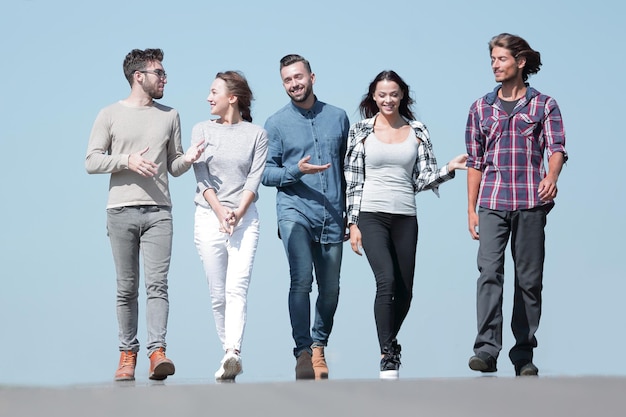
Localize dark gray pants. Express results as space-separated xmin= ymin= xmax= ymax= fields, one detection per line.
xmin=473 ymin=207 xmax=547 ymax=365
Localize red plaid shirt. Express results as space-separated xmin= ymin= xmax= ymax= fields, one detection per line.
xmin=465 ymin=86 xmax=568 ymax=211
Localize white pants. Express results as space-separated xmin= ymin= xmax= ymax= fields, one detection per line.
xmin=194 ymin=203 xmax=260 ymax=352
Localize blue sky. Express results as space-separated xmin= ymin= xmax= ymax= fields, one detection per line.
xmin=1 ymin=0 xmax=624 ymax=386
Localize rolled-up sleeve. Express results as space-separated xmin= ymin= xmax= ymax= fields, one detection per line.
xmin=544 ymin=97 xmax=568 ymax=162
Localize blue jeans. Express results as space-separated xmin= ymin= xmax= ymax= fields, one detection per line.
xmin=278 ymin=220 xmax=342 ymax=358
xmin=106 ymin=205 xmax=173 ymax=355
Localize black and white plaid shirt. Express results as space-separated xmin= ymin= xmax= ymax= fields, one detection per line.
xmin=344 ymin=115 xmax=454 ymax=226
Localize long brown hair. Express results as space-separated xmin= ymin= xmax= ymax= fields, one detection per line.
xmin=489 ymin=33 xmax=542 ymax=82
xmin=215 ymin=71 xmax=254 ymax=122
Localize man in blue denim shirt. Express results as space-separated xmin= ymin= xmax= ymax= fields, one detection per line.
xmin=262 ymin=54 xmax=349 ymax=380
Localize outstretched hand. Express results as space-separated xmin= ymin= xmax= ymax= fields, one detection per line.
xmin=185 ymin=140 xmax=205 ymax=164
xmin=448 ymin=153 xmax=469 ymax=171
xmin=129 ymin=147 xmax=158 ymax=177
xmin=298 ymin=155 xmax=331 ymax=174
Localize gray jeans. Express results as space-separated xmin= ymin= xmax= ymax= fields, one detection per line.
xmin=474 ymin=207 xmax=547 ymax=365
xmin=106 ymin=205 xmax=173 ymax=355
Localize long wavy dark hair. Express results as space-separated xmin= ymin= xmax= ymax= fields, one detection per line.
xmin=215 ymin=71 xmax=254 ymax=122
xmin=489 ymin=33 xmax=542 ymax=82
xmin=359 ymin=70 xmax=415 ymax=120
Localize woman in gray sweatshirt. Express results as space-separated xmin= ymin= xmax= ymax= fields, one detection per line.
xmin=192 ymin=71 xmax=268 ymax=381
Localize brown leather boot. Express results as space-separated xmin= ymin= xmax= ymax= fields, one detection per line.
xmin=114 ymin=351 xmax=137 ymax=381
xmin=148 ymin=347 xmax=175 ymax=380
xmin=312 ymin=346 xmax=329 ymax=380
xmin=295 ymin=351 xmax=315 ymax=380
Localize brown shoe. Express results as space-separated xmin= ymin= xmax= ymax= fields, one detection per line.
xmin=312 ymin=346 xmax=329 ymax=380
xmin=295 ymin=350 xmax=315 ymax=380
xmin=114 ymin=351 xmax=137 ymax=382
xmin=149 ymin=347 xmax=175 ymax=380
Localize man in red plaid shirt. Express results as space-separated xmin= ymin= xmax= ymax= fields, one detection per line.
xmin=465 ymin=33 xmax=568 ymax=377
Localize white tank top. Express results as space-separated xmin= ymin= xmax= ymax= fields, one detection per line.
xmin=360 ymin=129 xmax=418 ymax=215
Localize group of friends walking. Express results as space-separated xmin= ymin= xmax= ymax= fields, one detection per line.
xmin=85 ymin=32 xmax=567 ymax=383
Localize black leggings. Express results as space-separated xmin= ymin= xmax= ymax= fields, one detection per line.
xmin=359 ymin=212 xmax=418 ymax=353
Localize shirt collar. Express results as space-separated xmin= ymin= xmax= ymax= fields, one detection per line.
xmin=486 ymin=83 xmax=537 ymax=105
xmin=289 ymin=96 xmax=320 ymax=116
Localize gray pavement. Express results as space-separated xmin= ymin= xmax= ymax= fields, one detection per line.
xmin=1 ymin=377 xmax=625 ymax=417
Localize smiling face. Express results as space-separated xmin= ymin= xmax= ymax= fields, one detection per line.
xmin=373 ymin=79 xmax=403 ymax=117
xmin=207 ymin=78 xmax=234 ymax=117
xmin=491 ymin=46 xmax=525 ymax=84
xmin=280 ymin=61 xmax=315 ymax=107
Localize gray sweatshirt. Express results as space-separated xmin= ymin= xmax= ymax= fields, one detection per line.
xmin=85 ymin=101 xmax=192 ymax=208
xmin=192 ymin=120 xmax=268 ymax=209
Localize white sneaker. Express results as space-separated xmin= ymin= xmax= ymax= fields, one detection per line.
xmin=215 ymin=351 xmax=243 ymax=381
xmin=379 ymin=369 xmax=399 ymax=380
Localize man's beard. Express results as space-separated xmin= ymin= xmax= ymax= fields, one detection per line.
xmin=143 ymin=82 xmax=164 ymax=100
xmin=288 ymin=84 xmax=311 ymax=103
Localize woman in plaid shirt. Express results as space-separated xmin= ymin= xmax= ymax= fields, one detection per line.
xmin=344 ymin=70 xmax=467 ymax=379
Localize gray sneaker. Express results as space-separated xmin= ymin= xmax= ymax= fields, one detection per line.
xmin=515 ymin=361 xmax=539 ymax=376
xmin=468 ymin=352 xmax=497 ymax=373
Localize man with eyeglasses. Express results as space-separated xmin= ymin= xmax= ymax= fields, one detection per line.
xmin=86 ymin=48 xmax=204 ymax=382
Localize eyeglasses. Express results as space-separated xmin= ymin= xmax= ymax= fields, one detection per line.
xmin=138 ymin=69 xmax=167 ymax=79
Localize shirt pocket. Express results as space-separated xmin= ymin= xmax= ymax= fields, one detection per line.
xmin=515 ymin=113 xmax=543 ymax=138
xmin=330 ymin=131 xmax=345 ymax=150
xmin=480 ymin=115 xmax=502 ymax=140
xmin=323 ymin=132 xmax=345 ymax=162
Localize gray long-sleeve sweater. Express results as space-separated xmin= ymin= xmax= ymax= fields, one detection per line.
xmin=85 ymin=100 xmax=192 ymax=208
xmin=192 ymin=120 xmax=268 ymax=209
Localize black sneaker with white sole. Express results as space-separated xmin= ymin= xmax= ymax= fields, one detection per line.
xmin=379 ymin=342 xmax=402 ymax=380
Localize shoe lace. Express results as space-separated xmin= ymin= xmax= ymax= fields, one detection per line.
xmin=121 ymin=352 xmax=136 ymax=367
xmin=383 ymin=343 xmax=402 ymax=364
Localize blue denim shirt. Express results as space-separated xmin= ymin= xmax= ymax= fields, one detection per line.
xmin=262 ymin=99 xmax=349 ymax=244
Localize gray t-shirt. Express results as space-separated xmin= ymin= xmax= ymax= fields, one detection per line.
xmin=192 ymin=120 xmax=268 ymax=209
xmin=360 ymin=130 xmax=418 ymax=215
